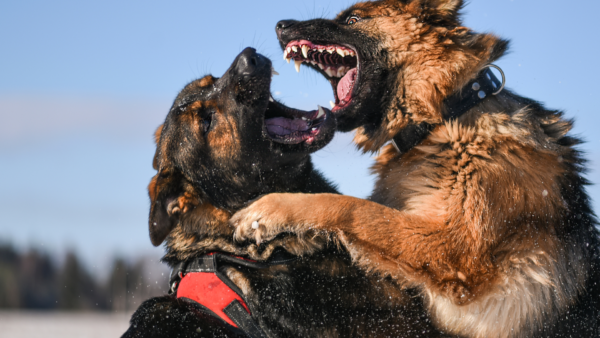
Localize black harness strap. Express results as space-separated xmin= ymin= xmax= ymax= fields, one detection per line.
xmin=224 ymin=300 xmax=268 ymax=338
xmin=392 ymin=66 xmax=504 ymax=154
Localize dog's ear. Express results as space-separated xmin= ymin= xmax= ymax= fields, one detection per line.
xmin=419 ymin=0 xmax=463 ymax=20
xmin=147 ymin=172 xmax=198 ymax=246
xmin=152 ymin=125 xmax=163 ymax=170
xmin=148 ymin=174 xmax=170 ymax=246
xmin=153 ymin=124 xmax=163 ymax=144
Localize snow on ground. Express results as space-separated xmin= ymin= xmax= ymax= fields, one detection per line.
xmin=0 ymin=311 xmax=132 ymax=338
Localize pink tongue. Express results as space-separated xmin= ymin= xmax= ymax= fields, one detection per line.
xmin=265 ymin=117 xmax=310 ymax=136
xmin=337 ymin=68 xmax=357 ymax=101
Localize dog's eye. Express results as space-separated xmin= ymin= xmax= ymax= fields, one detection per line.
xmin=346 ymin=15 xmax=361 ymax=25
xmin=202 ymin=113 xmax=214 ymax=134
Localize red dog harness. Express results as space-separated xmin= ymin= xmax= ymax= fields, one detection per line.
xmin=169 ymin=252 xmax=295 ymax=338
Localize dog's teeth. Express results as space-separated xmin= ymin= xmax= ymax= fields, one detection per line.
xmin=283 ymin=50 xmax=288 ymax=60
xmin=317 ymin=105 xmax=325 ymax=118
xmin=349 ymin=50 xmax=355 ymax=57
xmin=301 ymin=45 xmax=309 ymax=58
xmin=336 ymin=48 xmax=347 ymax=57
xmin=286 ymin=58 xmax=290 ymax=64
xmin=269 ymin=96 xmax=274 ymax=102
xmin=329 ymin=100 xmax=336 ymax=109
xmin=335 ymin=68 xmax=342 ymax=78
xmin=311 ymin=127 xmax=317 ymax=131
xmin=310 ymin=61 xmax=317 ymax=65
xmin=337 ymin=68 xmax=344 ymax=77
xmin=318 ymin=48 xmax=324 ymax=53
xmin=301 ymin=116 xmax=308 ymax=121
xmin=271 ymin=67 xmax=279 ymax=76
xmin=327 ymin=49 xmax=334 ymax=54
xmin=295 ymin=60 xmax=302 ymax=73
xmin=291 ymin=45 xmax=298 ymax=52
xmin=317 ymin=63 xmax=325 ymax=70
xmin=325 ymin=67 xmax=336 ymax=77
xmin=286 ymin=47 xmax=292 ymax=53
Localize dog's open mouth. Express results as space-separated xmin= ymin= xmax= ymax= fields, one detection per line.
xmin=283 ymin=40 xmax=359 ymax=112
xmin=264 ymin=96 xmax=329 ymax=145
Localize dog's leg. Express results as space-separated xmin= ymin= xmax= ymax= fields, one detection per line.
xmin=231 ymin=193 xmax=473 ymax=296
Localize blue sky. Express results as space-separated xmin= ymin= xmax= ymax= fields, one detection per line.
xmin=1 ymin=0 xmax=599 ymax=273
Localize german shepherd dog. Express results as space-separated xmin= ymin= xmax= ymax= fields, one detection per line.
xmin=122 ymin=48 xmax=449 ymax=338
xmin=231 ymin=1 xmax=600 ymax=337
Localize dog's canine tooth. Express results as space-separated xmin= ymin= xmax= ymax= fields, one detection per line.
xmin=283 ymin=50 xmax=288 ymax=60
xmin=301 ymin=45 xmax=309 ymax=58
xmin=271 ymin=67 xmax=279 ymax=76
xmin=329 ymin=101 xmax=335 ymax=109
xmin=286 ymin=58 xmax=290 ymax=64
xmin=317 ymin=106 xmax=325 ymax=118
xmin=295 ymin=60 xmax=302 ymax=73
xmin=291 ymin=45 xmax=298 ymax=52
xmin=269 ymin=96 xmax=274 ymax=102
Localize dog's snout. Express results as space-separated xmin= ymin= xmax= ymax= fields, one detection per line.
xmin=276 ymin=20 xmax=297 ymax=31
xmin=235 ymin=47 xmax=268 ymax=76
xmin=276 ymin=20 xmax=298 ymax=39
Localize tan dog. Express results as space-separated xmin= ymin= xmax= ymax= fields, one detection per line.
xmin=231 ymin=1 xmax=600 ymax=337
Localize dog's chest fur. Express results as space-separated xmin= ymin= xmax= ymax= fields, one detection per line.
xmin=368 ymin=97 xmax=598 ymax=338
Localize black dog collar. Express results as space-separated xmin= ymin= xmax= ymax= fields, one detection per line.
xmin=391 ymin=65 xmax=505 ymax=154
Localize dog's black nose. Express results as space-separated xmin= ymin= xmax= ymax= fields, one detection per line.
xmin=276 ymin=20 xmax=297 ymax=31
xmin=235 ymin=47 xmax=268 ymax=76
xmin=276 ymin=20 xmax=297 ymax=39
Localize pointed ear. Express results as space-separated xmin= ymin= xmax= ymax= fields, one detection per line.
xmin=147 ymin=172 xmax=198 ymax=246
xmin=422 ymin=0 xmax=463 ymax=18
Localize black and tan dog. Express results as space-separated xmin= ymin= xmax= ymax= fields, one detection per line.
xmin=231 ymin=1 xmax=600 ymax=337
xmin=122 ymin=48 xmax=450 ymax=338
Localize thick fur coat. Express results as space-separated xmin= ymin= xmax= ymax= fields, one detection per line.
xmin=231 ymin=1 xmax=600 ymax=337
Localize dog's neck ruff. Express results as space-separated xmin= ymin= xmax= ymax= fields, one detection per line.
xmin=169 ymin=251 xmax=296 ymax=338
xmin=391 ymin=65 xmax=505 ymax=154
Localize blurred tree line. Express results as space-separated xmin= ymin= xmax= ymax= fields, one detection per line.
xmin=0 ymin=243 xmax=168 ymax=312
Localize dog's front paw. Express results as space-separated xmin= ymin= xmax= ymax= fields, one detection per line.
xmin=231 ymin=193 xmax=299 ymax=245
